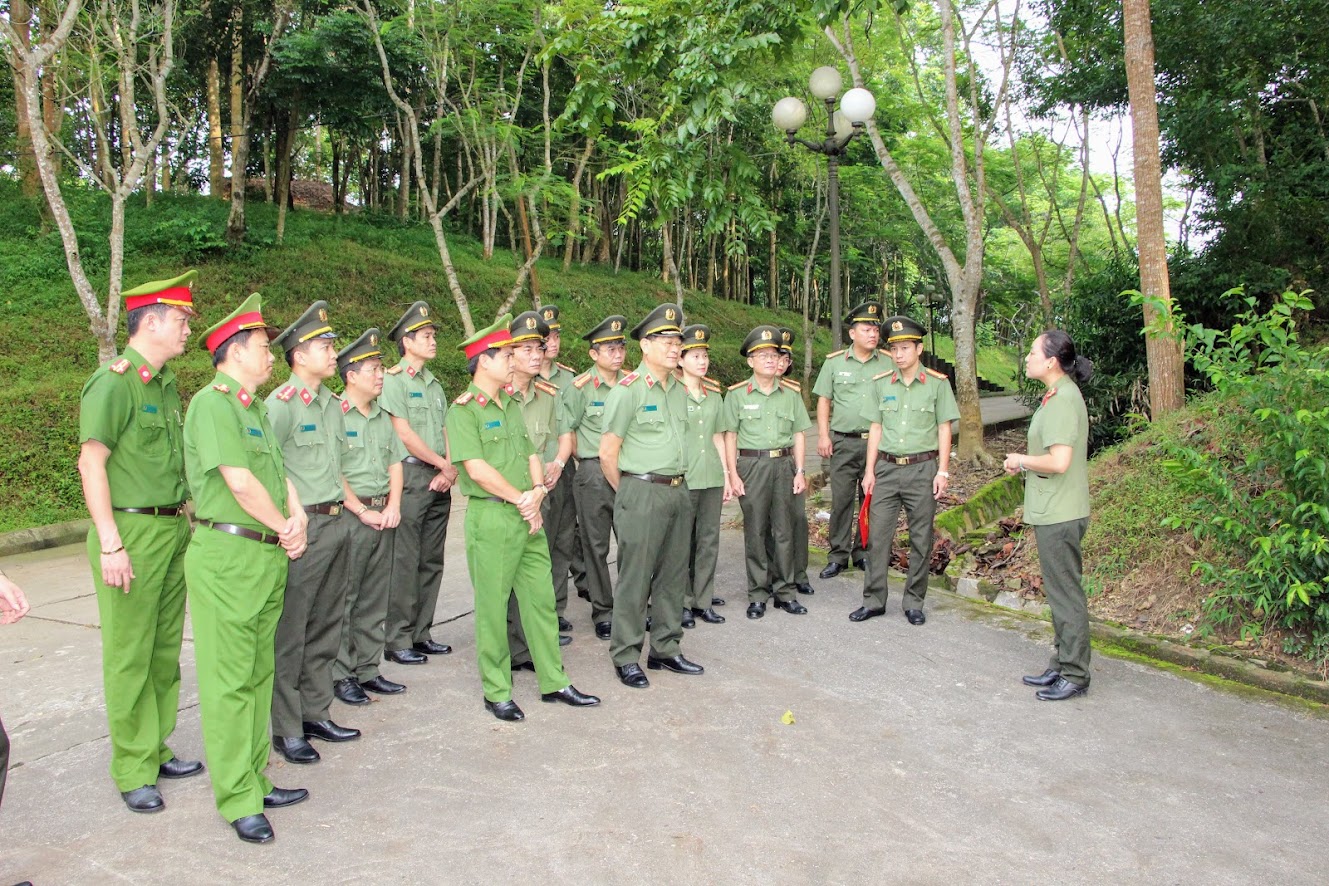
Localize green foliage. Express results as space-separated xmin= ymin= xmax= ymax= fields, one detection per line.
xmin=1159 ymin=291 xmax=1329 ymax=663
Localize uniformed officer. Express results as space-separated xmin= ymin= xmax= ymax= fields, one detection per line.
xmin=536 ymin=303 xmax=589 ymax=621
xmin=813 ymin=301 xmax=888 ymax=578
xmin=602 ymin=303 xmax=703 ymax=688
xmin=558 ymin=315 xmax=628 ymax=640
xmin=267 ymin=301 xmax=360 ymax=764
xmin=776 ymin=326 xmax=815 ymax=596
xmin=332 ymin=330 xmax=408 ymax=706
xmin=723 ymin=326 xmax=812 ymax=619
xmin=381 ymin=301 xmax=456 ymax=664
xmin=677 ymin=324 xmax=728 ymax=628
xmin=856 ymin=315 xmax=959 ymax=626
xmin=76 ymin=271 xmax=203 ymax=814
xmin=183 ymin=293 xmax=309 ymax=844
xmin=446 ymin=315 xmax=600 ymax=721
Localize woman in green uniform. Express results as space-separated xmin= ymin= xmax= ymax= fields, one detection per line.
xmin=1003 ymin=330 xmax=1093 ymax=701
xmin=677 ymin=324 xmax=729 ymax=628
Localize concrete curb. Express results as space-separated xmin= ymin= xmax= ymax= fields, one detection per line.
xmin=0 ymin=518 xmax=91 ymax=558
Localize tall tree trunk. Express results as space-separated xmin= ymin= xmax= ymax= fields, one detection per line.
xmin=10 ymin=0 xmax=40 ymax=197
xmin=226 ymin=7 xmax=247 ymax=243
xmin=332 ymin=135 xmax=343 ymax=213
xmin=207 ymin=58 xmax=224 ymax=198
xmin=1123 ymin=0 xmax=1185 ymax=417
xmin=275 ymin=102 xmax=298 ymax=244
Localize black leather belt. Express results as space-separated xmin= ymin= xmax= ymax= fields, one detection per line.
xmin=199 ymin=519 xmax=280 ymax=545
xmin=114 ymin=505 xmax=185 ymax=517
xmin=402 ymin=455 xmax=433 ymax=468
xmin=625 ymin=472 xmax=684 ymax=487
xmin=578 ymin=455 xmax=600 ymax=462
xmin=880 ymin=450 xmax=938 ymax=465
xmin=305 ymin=501 xmax=345 ymax=516
xmin=834 ymin=431 xmax=871 ymax=440
xmin=738 ymin=448 xmax=791 ymax=458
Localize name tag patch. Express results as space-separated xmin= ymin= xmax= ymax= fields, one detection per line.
xmin=346 ymin=430 xmax=359 ymax=438
xmin=742 ymin=404 xmax=760 ymax=410
xmin=409 ymin=391 xmax=424 ymax=399
xmin=641 ymin=405 xmax=658 ymax=412
xmin=300 ymin=424 xmax=316 ymax=432
xmin=483 ymin=420 xmax=502 ymax=430
xmin=591 ymin=400 xmax=604 ymax=407
xmin=142 ymin=404 xmax=158 ymax=414
xmin=247 ymin=427 xmax=263 ymax=437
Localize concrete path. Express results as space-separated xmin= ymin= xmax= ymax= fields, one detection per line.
xmin=977 ymin=393 xmax=1032 ymax=426
xmin=2 ymin=504 xmax=1326 ymax=885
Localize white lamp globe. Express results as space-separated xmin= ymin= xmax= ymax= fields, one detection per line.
xmin=772 ymin=97 xmax=808 ymax=133
xmin=831 ymin=110 xmax=854 ymax=144
xmin=808 ymin=66 xmax=843 ymax=100
xmin=841 ymin=87 xmax=877 ymax=124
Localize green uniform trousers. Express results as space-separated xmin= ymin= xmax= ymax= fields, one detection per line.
xmin=790 ymin=489 xmax=810 ymax=585
xmin=544 ymin=466 xmax=577 ymax=616
xmin=1036 ymin=518 xmax=1091 ymax=686
xmin=828 ymin=434 xmax=868 ymax=566
xmin=185 ymin=527 xmax=287 ymax=822
xmin=572 ymin=458 xmax=617 ymax=624
xmin=87 ymin=512 xmax=190 ymax=792
xmin=335 ymin=516 xmax=395 ymax=683
xmin=685 ymin=486 xmax=723 ymax=611
xmin=272 ymin=511 xmax=352 ymax=737
xmin=863 ymin=459 xmax=938 ymax=611
xmin=609 ymin=476 xmax=692 ymax=665
xmin=387 ymin=463 xmax=451 ymax=650
xmin=737 ymin=456 xmax=797 ymax=604
xmin=465 ymin=499 xmax=570 ymax=701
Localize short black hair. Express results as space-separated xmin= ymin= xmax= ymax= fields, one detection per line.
xmin=212 ymin=329 xmax=259 ymax=368
xmin=467 ymin=347 xmax=499 ymax=377
xmin=126 ymin=303 xmax=172 ymax=337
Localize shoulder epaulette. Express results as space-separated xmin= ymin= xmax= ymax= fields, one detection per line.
xmin=872 ymin=370 xmax=893 ymax=381
xmin=453 ymin=391 xmax=474 ymax=406
xmin=534 ymin=379 xmax=559 ymax=397
xmin=212 ymin=383 xmax=230 ymax=394
xmin=341 ymin=399 xmax=352 ymax=414
xmin=780 ymin=377 xmax=801 ymax=392
xmin=109 ymin=358 xmax=131 ymax=374
xmin=557 ymin=362 xmax=576 ymax=373
xmin=275 ymin=384 xmax=297 ymax=402
xmin=386 ymin=364 xmax=404 ymax=375
xmin=727 ymin=380 xmax=748 ymax=391
xmin=619 ymin=371 xmax=640 ymax=387
xmin=573 ymin=372 xmax=594 ymax=389
xmin=703 ymin=378 xmax=723 ymax=394
xmin=826 ymin=348 xmax=846 ymax=359
xmin=925 ymin=367 xmax=948 ymax=380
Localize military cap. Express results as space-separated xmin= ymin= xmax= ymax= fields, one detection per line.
xmin=681 ymin=324 xmax=712 ymax=352
xmin=337 ymin=328 xmax=383 ymax=374
xmin=582 ymin=315 xmax=628 ymax=345
xmin=387 ymin=301 xmax=438 ymax=343
xmin=845 ymin=301 xmax=883 ymax=327
xmin=123 ymin=269 xmax=198 ymax=316
xmin=537 ymin=304 xmax=562 ymax=330
xmin=202 ymin=292 xmax=280 ymax=354
xmin=631 ymin=303 xmax=684 ymax=340
xmin=510 ymin=310 xmax=550 ymax=344
xmin=882 ymin=314 xmax=926 ymax=344
xmin=776 ymin=326 xmax=795 ymax=354
xmin=460 ymin=313 xmax=515 ymax=359
xmin=273 ymin=300 xmax=337 ymax=353
xmin=740 ymin=325 xmax=782 ymax=357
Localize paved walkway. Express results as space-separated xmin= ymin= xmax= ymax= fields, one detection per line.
xmin=2 ymin=509 xmax=1326 ymax=884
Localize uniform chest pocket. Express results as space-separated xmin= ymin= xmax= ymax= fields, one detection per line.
xmin=344 ymin=430 xmax=366 ymax=450
xmin=294 ymin=423 xmax=324 ymax=447
xmin=833 ymin=374 xmax=861 ymax=389
xmin=135 ymin=406 xmax=168 ymax=451
xmin=243 ymin=427 xmax=271 ymax=453
xmin=916 ymin=401 xmax=936 ymax=415
xmin=584 ymin=402 xmax=605 ymax=420
xmin=635 ymin=407 xmax=664 ymax=426
xmin=881 ymin=398 xmax=901 ymax=413
xmin=777 ymin=416 xmax=795 ymax=436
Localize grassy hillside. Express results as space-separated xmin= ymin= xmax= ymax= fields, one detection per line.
xmin=0 ymin=186 xmax=1014 ymax=531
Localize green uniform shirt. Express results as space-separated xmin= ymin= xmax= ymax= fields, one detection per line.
xmin=864 ymin=366 xmax=961 ymax=455
xmin=1023 ymin=378 xmax=1090 ymax=525
xmin=510 ymin=378 xmax=561 ymax=463
xmin=78 ymin=346 xmax=187 ymax=507
xmin=380 ymin=361 xmax=448 ymax=455
xmin=184 ymin=371 xmax=288 ymax=532
xmin=812 ymin=348 xmax=889 ymax=432
xmin=682 ymin=385 xmax=726 ymax=490
xmin=266 ymin=376 xmax=345 ymax=505
xmin=558 ymin=367 xmax=624 ymax=459
xmin=541 ymin=362 xmax=578 ymax=390
xmin=602 ymin=365 xmax=688 ymax=475
xmin=340 ymin=398 xmax=407 ymax=498
xmin=445 ymin=383 xmax=536 ymax=498
xmin=722 ymin=376 xmax=813 ymax=449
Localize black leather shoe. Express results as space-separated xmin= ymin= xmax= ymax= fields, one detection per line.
xmin=616 ymin=663 xmax=650 ymax=688
xmin=541 ymin=685 xmax=601 ymax=706
xmin=272 ymin=736 xmax=320 ymax=764
xmin=263 ymin=786 xmax=309 ymax=809
xmin=158 ymin=757 xmax=204 ymax=779
xmin=746 ymin=601 xmax=766 ymax=619
xmin=385 ymin=648 xmax=427 ymax=665
xmin=334 ymin=677 xmax=371 ymax=705
xmin=484 ymin=699 xmax=525 ymax=721
xmin=681 ymin=609 xmax=696 ymax=629
xmin=905 ymin=609 xmax=926 ymax=625
xmin=849 ymin=606 xmax=886 ymax=623
xmin=819 ymin=562 xmax=846 ymax=579
xmin=692 ymin=607 xmax=726 ymax=624
xmin=1022 ymin=668 xmax=1061 ymax=687
xmin=560 ymin=634 xmax=573 ymax=646
xmin=594 ymin=621 xmax=612 ymax=640
xmin=646 ymin=654 xmax=704 ymax=675
xmin=558 ymin=616 xmax=573 ymax=632
xmin=1036 ymin=677 xmax=1089 ymax=701
xmin=853 ymin=558 xmax=868 ymax=571
xmin=711 ymin=596 xmax=726 ymax=607
xmin=303 ymin=720 xmax=361 ymax=743
xmin=361 ymin=675 xmax=406 ymax=695
xmin=795 ymin=582 xmax=815 ymax=595
xmin=512 ymin=660 xmax=536 ymax=672
xmin=774 ymin=599 xmax=808 ymax=615
xmin=121 ymin=785 xmax=164 ymax=813
xmin=413 ymin=640 xmax=452 ymax=656
xmin=232 ymin=813 xmax=274 ymax=844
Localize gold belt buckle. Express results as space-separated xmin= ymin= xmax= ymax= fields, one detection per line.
xmin=670 ymin=476 xmax=683 ymax=487
xmin=769 ymin=449 xmax=782 ymax=458
xmin=329 ymin=503 xmax=343 ymax=515
xmin=894 ymin=456 xmax=910 ymax=466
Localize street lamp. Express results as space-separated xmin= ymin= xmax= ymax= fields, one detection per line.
xmin=920 ymin=282 xmax=938 ymax=355
xmin=773 ymin=68 xmax=876 ymax=348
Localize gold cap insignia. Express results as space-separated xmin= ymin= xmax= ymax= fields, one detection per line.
xmin=868 ymin=305 xmax=878 ymax=315
xmin=892 ymin=320 xmax=903 ymax=332
xmin=611 ymin=320 xmax=622 ymax=332
xmin=694 ymin=329 xmax=705 ymax=340
xmin=526 ymin=317 xmax=537 ymax=329
xmin=665 ymin=308 xmax=676 ymax=321
xmin=420 ymin=306 xmax=429 ymax=318
xmin=318 ymin=308 xmax=328 ymax=322
xmin=369 ymin=333 xmax=378 ymax=346
xmin=761 ymin=329 xmax=772 ymax=340
xmin=542 ymin=309 xmax=554 ymax=320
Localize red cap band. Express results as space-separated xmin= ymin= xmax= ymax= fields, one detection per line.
xmin=462 ymin=328 xmax=514 ymax=359
xmin=126 ymin=285 xmax=194 ymax=314
xmin=206 ymin=311 xmax=266 ymax=354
